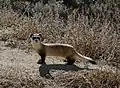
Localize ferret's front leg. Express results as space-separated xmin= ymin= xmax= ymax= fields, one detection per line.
xmin=37 ymin=55 xmax=46 ymax=64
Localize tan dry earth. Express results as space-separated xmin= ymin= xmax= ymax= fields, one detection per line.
xmin=0 ymin=41 xmax=119 ymax=88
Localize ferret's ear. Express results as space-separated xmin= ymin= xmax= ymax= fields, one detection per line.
xmin=38 ymin=33 xmax=44 ymax=41
xmin=28 ymin=33 xmax=33 ymax=43
xmin=38 ymin=33 xmax=42 ymax=37
xmin=29 ymin=33 xmax=33 ymax=38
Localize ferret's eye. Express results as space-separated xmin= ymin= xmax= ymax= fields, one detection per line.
xmin=36 ymin=37 xmax=40 ymax=40
xmin=32 ymin=37 xmax=36 ymax=40
xmin=32 ymin=37 xmax=40 ymax=40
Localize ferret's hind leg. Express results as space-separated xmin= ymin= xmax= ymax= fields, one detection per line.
xmin=65 ymin=56 xmax=75 ymax=65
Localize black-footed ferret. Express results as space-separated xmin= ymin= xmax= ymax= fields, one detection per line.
xmin=29 ymin=33 xmax=96 ymax=65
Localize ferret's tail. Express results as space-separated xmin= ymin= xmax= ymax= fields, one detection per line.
xmin=75 ymin=52 xmax=97 ymax=64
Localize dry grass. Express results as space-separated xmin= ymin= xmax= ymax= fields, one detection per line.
xmin=0 ymin=69 xmax=44 ymax=88
xmin=55 ymin=70 xmax=120 ymax=88
xmin=0 ymin=0 xmax=120 ymax=88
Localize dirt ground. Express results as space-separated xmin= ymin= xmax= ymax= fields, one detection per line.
xmin=0 ymin=40 xmax=119 ymax=88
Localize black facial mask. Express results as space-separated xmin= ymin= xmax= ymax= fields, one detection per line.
xmin=32 ymin=37 xmax=40 ymax=40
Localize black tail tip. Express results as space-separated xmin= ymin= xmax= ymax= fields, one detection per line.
xmin=89 ymin=60 xmax=97 ymax=64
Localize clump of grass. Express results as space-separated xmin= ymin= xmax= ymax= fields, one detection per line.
xmin=0 ymin=71 xmax=45 ymax=88
xmin=55 ymin=71 xmax=120 ymax=88
xmin=87 ymin=71 xmax=120 ymax=88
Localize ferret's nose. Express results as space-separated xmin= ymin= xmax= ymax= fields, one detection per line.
xmin=35 ymin=39 xmax=38 ymax=42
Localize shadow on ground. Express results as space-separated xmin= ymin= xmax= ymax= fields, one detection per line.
xmin=39 ymin=63 xmax=94 ymax=79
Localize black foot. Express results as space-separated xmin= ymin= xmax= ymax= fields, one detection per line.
xmin=65 ymin=57 xmax=75 ymax=65
xmin=63 ymin=59 xmax=67 ymax=62
xmin=66 ymin=62 xmax=74 ymax=65
xmin=37 ymin=59 xmax=45 ymax=64
xmin=66 ymin=59 xmax=75 ymax=65
xmin=88 ymin=60 xmax=97 ymax=64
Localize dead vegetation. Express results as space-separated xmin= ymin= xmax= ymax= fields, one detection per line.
xmin=0 ymin=0 xmax=120 ymax=88
xmin=55 ymin=71 xmax=120 ymax=88
xmin=0 ymin=74 xmax=44 ymax=88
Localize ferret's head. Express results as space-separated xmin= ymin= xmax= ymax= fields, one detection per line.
xmin=29 ymin=33 xmax=44 ymax=44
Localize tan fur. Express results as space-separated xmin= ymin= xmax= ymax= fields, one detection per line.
xmin=30 ymin=33 xmax=96 ymax=65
